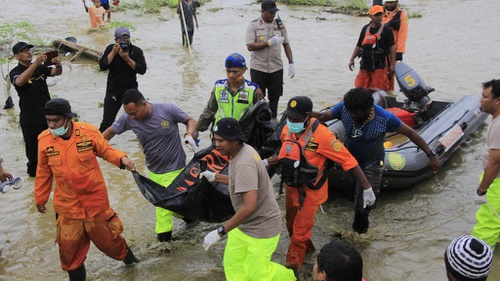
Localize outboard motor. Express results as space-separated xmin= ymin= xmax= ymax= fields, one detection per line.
xmin=395 ymin=62 xmax=434 ymax=112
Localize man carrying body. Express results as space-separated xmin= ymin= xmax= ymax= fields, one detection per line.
xmin=266 ymin=96 xmax=375 ymax=273
xmin=10 ymin=41 xmax=63 ymax=177
xmin=349 ymin=5 xmax=395 ymax=92
xmin=197 ymin=53 xmax=264 ymax=133
xmin=99 ymin=27 xmax=147 ymax=132
xmin=246 ymin=0 xmax=295 ymax=119
xmin=35 ymin=98 xmax=138 ymax=280
xmin=200 ymin=117 xmax=296 ymax=280
xmin=472 ymin=79 xmax=500 ymax=249
xmin=311 ymin=88 xmax=441 ymax=233
xmin=102 ymin=89 xmax=197 ymax=244
xmin=383 ymin=0 xmax=408 ymax=91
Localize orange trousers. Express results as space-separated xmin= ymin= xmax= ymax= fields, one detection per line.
xmin=56 ymin=208 xmax=128 ymax=271
xmin=354 ymin=68 xmax=390 ymax=91
xmin=285 ymin=189 xmax=318 ymax=269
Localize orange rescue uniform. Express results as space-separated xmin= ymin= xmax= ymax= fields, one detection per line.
xmin=383 ymin=7 xmax=408 ymax=91
xmin=280 ymin=118 xmax=358 ymax=268
xmin=35 ymin=122 xmax=129 ymax=270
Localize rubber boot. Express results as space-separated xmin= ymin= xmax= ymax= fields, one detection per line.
xmin=68 ymin=264 xmax=86 ymax=281
xmin=352 ymin=212 xmax=369 ymax=234
xmin=123 ymin=247 xmax=139 ymax=266
xmin=269 ymin=101 xmax=279 ymax=120
xmin=157 ymin=231 xmax=172 ymax=242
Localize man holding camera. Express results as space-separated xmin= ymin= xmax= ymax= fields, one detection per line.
xmin=9 ymin=41 xmax=63 ymax=177
xmin=99 ymin=27 xmax=147 ymax=132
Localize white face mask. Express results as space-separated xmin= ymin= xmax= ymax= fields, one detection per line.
xmin=50 ymin=117 xmax=69 ymax=136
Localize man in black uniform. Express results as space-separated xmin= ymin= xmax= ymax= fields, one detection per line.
xmin=99 ymin=27 xmax=147 ymax=132
xmin=9 ymin=41 xmax=63 ymax=177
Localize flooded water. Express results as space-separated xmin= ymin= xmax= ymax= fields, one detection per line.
xmin=1 ymin=0 xmax=500 ymax=280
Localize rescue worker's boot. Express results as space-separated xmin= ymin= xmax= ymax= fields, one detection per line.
xmin=352 ymin=212 xmax=369 ymax=234
xmin=68 ymin=264 xmax=86 ymax=281
xmin=123 ymin=247 xmax=139 ymax=266
xmin=157 ymin=231 xmax=172 ymax=242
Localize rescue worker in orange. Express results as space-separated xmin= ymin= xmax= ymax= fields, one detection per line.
xmin=349 ymin=5 xmax=396 ymax=92
xmin=383 ymin=0 xmax=408 ymax=91
xmin=34 ymin=98 xmax=139 ymax=281
xmin=265 ymin=96 xmax=376 ymax=274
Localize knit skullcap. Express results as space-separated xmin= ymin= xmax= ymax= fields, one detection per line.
xmin=445 ymin=235 xmax=493 ymax=280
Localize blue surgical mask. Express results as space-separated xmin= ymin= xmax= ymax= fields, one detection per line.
xmin=50 ymin=117 xmax=69 ymax=136
xmin=287 ymin=119 xmax=305 ymax=133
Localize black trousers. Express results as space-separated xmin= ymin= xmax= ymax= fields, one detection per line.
xmin=21 ymin=124 xmax=47 ymax=177
xmin=99 ymin=95 xmax=122 ymax=132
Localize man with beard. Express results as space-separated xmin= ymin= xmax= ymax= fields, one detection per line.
xmin=9 ymin=41 xmax=63 ymax=177
xmin=99 ymin=27 xmax=147 ymax=132
xmin=311 ymin=88 xmax=441 ymax=234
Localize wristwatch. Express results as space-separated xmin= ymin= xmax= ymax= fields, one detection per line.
xmin=426 ymin=150 xmax=436 ymax=158
xmin=217 ymin=226 xmax=226 ymax=236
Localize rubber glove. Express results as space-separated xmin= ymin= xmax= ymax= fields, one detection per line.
xmin=199 ymin=171 xmax=216 ymax=182
xmin=267 ymin=35 xmax=284 ymax=46
xmin=475 ymin=194 xmax=487 ymax=205
xmin=363 ymin=187 xmax=376 ymax=208
xmin=288 ymin=63 xmax=295 ymax=79
xmin=203 ymin=229 xmax=221 ymax=251
xmin=184 ymin=135 xmax=196 ymax=153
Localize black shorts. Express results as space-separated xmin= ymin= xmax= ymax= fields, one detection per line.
xmin=250 ymin=68 xmax=283 ymax=102
xmin=102 ymin=3 xmax=110 ymax=10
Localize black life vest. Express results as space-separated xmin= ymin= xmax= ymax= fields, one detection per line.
xmin=278 ymin=119 xmax=329 ymax=191
xmin=360 ymin=23 xmax=387 ymax=71
xmin=386 ymin=10 xmax=402 ymax=31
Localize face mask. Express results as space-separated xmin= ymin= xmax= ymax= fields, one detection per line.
xmin=287 ymin=119 xmax=305 ymax=133
xmin=50 ymin=117 xmax=69 ymax=136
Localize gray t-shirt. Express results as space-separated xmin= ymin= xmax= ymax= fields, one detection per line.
xmin=482 ymin=116 xmax=500 ymax=178
xmin=229 ymin=144 xmax=282 ymax=238
xmin=112 ymin=103 xmax=188 ymax=174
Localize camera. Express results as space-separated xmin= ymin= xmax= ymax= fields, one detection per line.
xmin=119 ymin=40 xmax=129 ymax=52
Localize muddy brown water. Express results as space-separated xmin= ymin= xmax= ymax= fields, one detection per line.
xmin=1 ymin=0 xmax=500 ymax=280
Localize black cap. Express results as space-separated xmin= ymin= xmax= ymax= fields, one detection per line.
xmin=213 ymin=118 xmax=247 ymax=142
xmin=12 ymin=42 xmax=34 ymax=54
xmin=38 ymin=98 xmax=77 ymax=118
xmin=261 ymin=0 xmax=279 ymax=13
xmin=282 ymin=96 xmax=313 ymax=119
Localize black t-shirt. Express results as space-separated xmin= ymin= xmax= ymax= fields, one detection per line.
xmin=9 ymin=64 xmax=52 ymax=127
xmin=99 ymin=43 xmax=147 ymax=100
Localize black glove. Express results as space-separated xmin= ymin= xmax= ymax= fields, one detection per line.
xmin=396 ymin=53 xmax=403 ymax=61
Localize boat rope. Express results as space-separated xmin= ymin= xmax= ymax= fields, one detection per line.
xmin=385 ymin=203 xmax=476 ymax=237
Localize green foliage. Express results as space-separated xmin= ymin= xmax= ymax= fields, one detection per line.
xmin=107 ymin=21 xmax=136 ymax=31
xmin=0 ymin=21 xmax=50 ymax=48
xmin=119 ymin=0 xmax=176 ymax=14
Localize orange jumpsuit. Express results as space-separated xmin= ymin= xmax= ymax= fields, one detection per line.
xmin=35 ymin=122 xmax=129 ymax=271
xmin=383 ymin=7 xmax=408 ymax=91
xmin=280 ymin=118 xmax=358 ymax=268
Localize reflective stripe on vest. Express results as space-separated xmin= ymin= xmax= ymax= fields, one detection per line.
xmin=214 ymin=79 xmax=257 ymax=125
